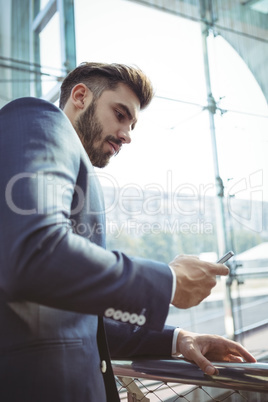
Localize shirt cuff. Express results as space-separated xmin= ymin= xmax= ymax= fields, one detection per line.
xmin=168 ymin=265 xmax=176 ymax=303
xmin=171 ymin=327 xmax=181 ymax=356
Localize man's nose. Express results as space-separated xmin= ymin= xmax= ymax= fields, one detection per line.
xmin=117 ymin=128 xmax=131 ymax=144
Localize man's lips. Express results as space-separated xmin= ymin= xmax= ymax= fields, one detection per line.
xmin=107 ymin=140 xmax=121 ymax=155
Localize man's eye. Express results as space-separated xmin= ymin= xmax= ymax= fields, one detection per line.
xmin=115 ymin=110 xmax=124 ymax=120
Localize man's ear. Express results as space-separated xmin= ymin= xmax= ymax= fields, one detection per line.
xmin=70 ymin=83 xmax=93 ymax=110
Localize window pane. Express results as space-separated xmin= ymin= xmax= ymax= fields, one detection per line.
xmin=39 ymin=11 xmax=62 ymax=95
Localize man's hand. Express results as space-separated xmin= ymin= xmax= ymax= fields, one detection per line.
xmin=176 ymin=329 xmax=256 ymax=375
xmin=169 ymin=255 xmax=229 ymax=309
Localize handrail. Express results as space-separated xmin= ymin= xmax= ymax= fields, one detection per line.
xmin=233 ymin=266 xmax=268 ymax=280
xmin=112 ymin=357 xmax=268 ymax=393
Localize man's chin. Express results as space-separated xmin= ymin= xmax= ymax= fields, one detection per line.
xmin=89 ymin=152 xmax=112 ymax=168
xmin=95 ymin=161 xmax=110 ymax=169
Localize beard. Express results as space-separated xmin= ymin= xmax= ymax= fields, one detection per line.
xmin=75 ymin=101 xmax=121 ymax=168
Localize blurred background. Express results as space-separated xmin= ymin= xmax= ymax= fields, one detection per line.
xmin=1 ymin=0 xmax=268 ymax=350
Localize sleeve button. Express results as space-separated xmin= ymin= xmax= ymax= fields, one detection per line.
xmin=121 ymin=312 xmax=130 ymax=322
xmin=137 ymin=315 xmax=146 ymax=326
xmin=129 ymin=313 xmax=138 ymax=324
xmin=113 ymin=310 xmax=122 ymax=320
xmin=104 ymin=308 xmax=115 ymax=318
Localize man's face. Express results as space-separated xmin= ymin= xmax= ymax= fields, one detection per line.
xmin=74 ymin=83 xmax=140 ymax=168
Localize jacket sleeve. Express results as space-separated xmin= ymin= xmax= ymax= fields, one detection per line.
xmin=0 ymin=97 xmax=173 ymax=332
xmin=105 ymin=318 xmax=176 ymax=357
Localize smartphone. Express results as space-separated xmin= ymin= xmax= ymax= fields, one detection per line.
xmin=217 ymin=251 xmax=234 ymax=264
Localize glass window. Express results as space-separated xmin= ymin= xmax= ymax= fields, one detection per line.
xmin=40 ymin=0 xmax=50 ymax=10
xmin=39 ymin=10 xmax=62 ymax=95
xmin=74 ymin=0 xmax=268 ymax=260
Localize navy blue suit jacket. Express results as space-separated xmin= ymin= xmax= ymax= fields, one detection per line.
xmin=0 ymin=98 xmax=175 ymax=401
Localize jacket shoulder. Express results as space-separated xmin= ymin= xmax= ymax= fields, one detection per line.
xmin=1 ymin=97 xmax=60 ymax=114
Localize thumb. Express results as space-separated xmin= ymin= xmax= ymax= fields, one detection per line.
xmin=193 ymin=352 xmax=218 ymax=376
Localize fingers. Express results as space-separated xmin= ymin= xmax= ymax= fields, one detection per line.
xmin=200 ymin=347 xmax=256 ymax=374
xmin=241 ymin=351 xmax=257 ymax=363
xmin=225 ymin=355 xmax=244 ymax=363
xmin=184 ymin=346 xmax=219 ymax=375
xmin=170 ymin=254 xmax=229 ymax=277
xmin=177 ymin=330 xmax=218 ymax=375
xmin=209 ymin=262 xmax=229 ymax=276
xmin=228 ymin=342 xmax=257 ymax=363
xmin=177 ymin=331 xmax=257 ymax=378
xmin=192 ymin=351 xmax=218 ymax=375
xmin=170 ymin=255 xmax=228 ymax=308
xmin=216 ymin=263 xmax=229 ymax=276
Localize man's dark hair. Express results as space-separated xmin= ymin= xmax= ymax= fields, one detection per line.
xmin=59 ymin=62 xmax=154 ymax=110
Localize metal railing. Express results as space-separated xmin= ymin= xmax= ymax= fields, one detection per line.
xmin=226 ymin=264 xmax=268 ymax=342
xmin=112 ymin=265 xmax=268 ymax=400
xmin=112 ymin=357 xmax=268 ymax=401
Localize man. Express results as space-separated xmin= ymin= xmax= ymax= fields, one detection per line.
xmin=0 ymin=62 xmax=255 ymax=401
